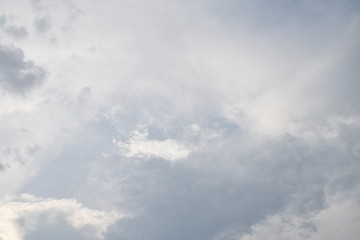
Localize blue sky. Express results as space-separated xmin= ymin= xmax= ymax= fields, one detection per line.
xmin=0 ymin=0 xmax=360 ymax=239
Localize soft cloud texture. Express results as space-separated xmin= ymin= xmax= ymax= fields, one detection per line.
xmin=5 ymin=25 xmax=28 ymax=39
xmin=0 ymin=0 xmax=359 ymax=239
xmin=0 ymin=45 xmax=45 ymax=94
xmin=238 ymin=193 xmax=360 ymax=240
xmin=114 ymin=130 xmax=192 ymax=161
xmin=0 ymin=194 xmax=122 ymax=240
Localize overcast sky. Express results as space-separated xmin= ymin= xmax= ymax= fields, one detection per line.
xmin=0 ymin=0 xmax=360 ymax=239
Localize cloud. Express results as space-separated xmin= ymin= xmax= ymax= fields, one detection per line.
xmin=34 ymin=16 xmax=51 ymax=33
xmin=0 ymin=162 xmax=6 ymax=171
xmin=102 ymin=123 xmax=360 ymax=239
xmin=0 ymin=194 xmax=123 ymax=240
xmin=0 ymin=45 xmax=46 ymax=94
xmin=5 ymin=25 xmax=29 ymax=39
xmin=0 ymin=15 xmax=6 ymax=26
xmin=114 ymin=130 xmax=192 ymax=162
xmin=0 ymin=0 xmax=359 ymax=240
xmin=237 ymin=193 xmax=360 ymax=240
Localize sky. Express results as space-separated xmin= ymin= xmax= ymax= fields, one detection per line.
xmin=0 ymin=0 xmax=360 ymax=239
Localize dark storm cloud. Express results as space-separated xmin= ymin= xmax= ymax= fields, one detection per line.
xmin=0 ymin=45 xmax=46 ymax=94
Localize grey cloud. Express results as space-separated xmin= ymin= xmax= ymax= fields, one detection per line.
xmin=6 ymin=25 xmax=29 ymax=39
xmin=31 ymin=0 xmax=44 ymax=11
xmin=27 ymin=145 xmax=42 ymax=156
xmin=326 ymin=35 xmax=360 ymax=113
xmin=0 ymin=145 xmax=41 ymax=172
xmin=0 ymin=162 xmax=5 ymax=172
xmin=0 ymin=45 xmax=46 ymax=94
xmin=23 ymin=217 xmax=89 ymax=240
xmin=34 ymin=16 xmax=51 ymax=33
xmin=0 ymin=15 xmax=6 ymax=26
xmin=77 ymin=87 xmax=92 ymax=104
xmin=2 ymin=147 xmax=24 ymax=164
xmin=99 ymin=114 xmax=359 ymax=240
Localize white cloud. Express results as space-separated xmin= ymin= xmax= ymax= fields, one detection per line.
xmin=114 ymin=130 xmax=192 ymax=161
xmin=236 ymin=193 xmax=360 ymax=240
xmin=0 ymin=194 xmax=124 ymax=240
